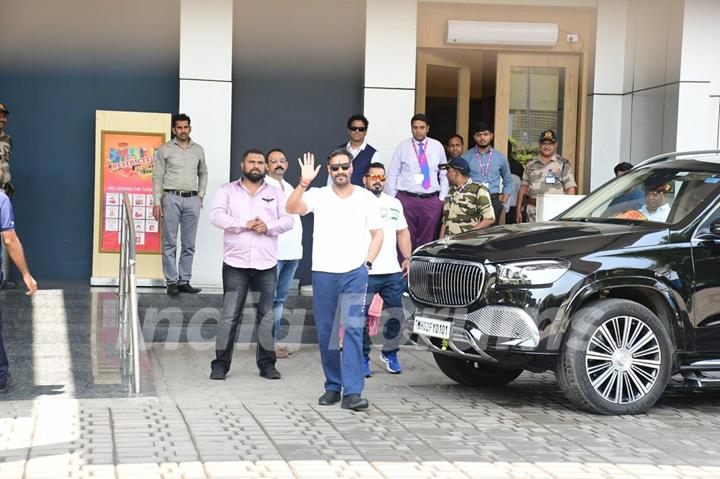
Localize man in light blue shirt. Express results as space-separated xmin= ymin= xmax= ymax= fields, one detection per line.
xmin=461 ymin=122 xmax=512 ymax=225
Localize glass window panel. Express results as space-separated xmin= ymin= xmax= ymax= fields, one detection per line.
xmin=509 ymin=66 xmax=565 ymax=155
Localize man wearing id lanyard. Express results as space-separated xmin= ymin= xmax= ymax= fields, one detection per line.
xmin=461 ymin=122 xmax=512 ymax=225
xmin=386 ymin=114 xmax=449 ymax=250
xmin=516 ymin=129 xmax=577 ymax=223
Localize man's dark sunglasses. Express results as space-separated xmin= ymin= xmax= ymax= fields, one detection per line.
xmin=0 ymin=110 xmax=8 ymax=116
xmin=329 ymin=163 xmax=351 ymax=172
xmin=349 ymin=127 xmax=367 ymax=132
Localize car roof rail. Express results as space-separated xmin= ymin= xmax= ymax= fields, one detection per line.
xmin=635 ymin=148 xmax=720 ymax=168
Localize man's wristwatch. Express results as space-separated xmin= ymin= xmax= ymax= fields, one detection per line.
xmin=365 ymin=261 xmax=373 ymax=270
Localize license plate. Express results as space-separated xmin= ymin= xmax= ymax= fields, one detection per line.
xmin=413 ymin=315 xmax=452 ymax=339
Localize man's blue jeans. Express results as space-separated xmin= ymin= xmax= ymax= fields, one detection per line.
xmin=274 ymin=259 xmax=300 ymax=341
xmin=363 ymin=272 xmax=405 ymax=356
xmin=212 ymin=263 xmax=277 ymax=373
xmin=312 ymin=265 xmax=368 ymax=397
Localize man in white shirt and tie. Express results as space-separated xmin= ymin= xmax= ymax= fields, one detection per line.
xmin=385 ymin=114 xmax=448 ymax=250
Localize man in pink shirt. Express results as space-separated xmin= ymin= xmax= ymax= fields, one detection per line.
xmin=209 ymin=149 xmax=294 ymax=381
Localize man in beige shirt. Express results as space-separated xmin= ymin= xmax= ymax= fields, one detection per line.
xmin=152 ymin=113 xmax=208 ymax=295
xmin=516 ymin=129 xmax=577 ymax=223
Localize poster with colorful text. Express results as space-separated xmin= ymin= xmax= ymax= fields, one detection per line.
xmin=100 ymin=131 xmax=164 ymax=253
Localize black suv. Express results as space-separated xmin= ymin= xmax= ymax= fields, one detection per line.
xmin=406 ymin=151 xmax=720 ymax=415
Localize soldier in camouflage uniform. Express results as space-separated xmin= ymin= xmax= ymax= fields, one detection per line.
xmin=439 ymin=157 xmax=495 ymax=238
xmin=516 ymin=129 xmax=577 ymax=223
xmin=0 ymin=104 xmax=12 ymax=197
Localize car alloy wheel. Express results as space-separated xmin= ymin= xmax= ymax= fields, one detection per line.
xmin=585 ymin=315 xmax=661 ymax=404
xmin=556 ymin=298 xmax=672 ymax=415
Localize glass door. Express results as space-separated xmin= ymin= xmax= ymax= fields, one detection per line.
xmin=495 ymin=53 xmax=580 ymax=163
xmin=416 ymin=49 xmax=471 ymax=143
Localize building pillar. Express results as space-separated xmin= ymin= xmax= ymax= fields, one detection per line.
xmin=675 ymin=0 xmax=720 ymax=151
xmin=363 ymin=0 xmax=418 ymax=164
xmin=179 ymin=0 xmax=233 ymax=287
xmin=588 ymin=0 xmax=632 ymax=190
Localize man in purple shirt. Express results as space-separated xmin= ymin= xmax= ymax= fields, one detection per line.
xmin=0 ymin=191 xmax=37 ymax=393
xmin=386 ymin=114 xmax=449 ymax=250
xmin=208 ymin=149 xmax=294 ymax=381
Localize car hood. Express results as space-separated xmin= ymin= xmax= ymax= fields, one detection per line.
xmin=416 ymin=221 xmax=669 ymax=263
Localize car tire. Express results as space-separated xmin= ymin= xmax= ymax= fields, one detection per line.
xmin=433 ymin=353 xmax=523 ymax=387
xmin=556 ymin=298 xmax=673 ymax=415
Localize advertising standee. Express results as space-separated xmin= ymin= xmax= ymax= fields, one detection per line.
xmin=100 ymin=132 xmax=164 ymax=253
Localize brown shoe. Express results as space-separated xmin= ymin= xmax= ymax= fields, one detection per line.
xmin=275 ymin=345 xmax=289 ymax=359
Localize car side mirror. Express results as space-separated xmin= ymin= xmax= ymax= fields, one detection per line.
xmin=711 ymin=219 xmax=720 ymax=236
xmin=696 ymin=219 xmax=720 ymax=241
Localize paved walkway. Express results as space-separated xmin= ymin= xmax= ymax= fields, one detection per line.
xmin=3 ymin=287 xmax=720 ymax=478
xmin=3 ymin=343 xmax=720 ymax=478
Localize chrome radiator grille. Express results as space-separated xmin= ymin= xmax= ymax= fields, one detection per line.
xmin=408 ymin=258 xmax=485 ymax=307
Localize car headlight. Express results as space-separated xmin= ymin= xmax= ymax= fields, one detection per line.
xmin=496 ymin=260 xmax=570 ymax=286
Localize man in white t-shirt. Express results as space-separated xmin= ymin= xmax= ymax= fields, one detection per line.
xmin=286 ymin=148 xmax=384 ymax=411
xmin=361 ymin=162 xmax=412 ymax=378
xmin=264 ymin=148 xmax=303 ymax=358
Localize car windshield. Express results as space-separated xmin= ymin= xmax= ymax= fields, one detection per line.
xmin=558 ymin=163 xmax=720 ymax=225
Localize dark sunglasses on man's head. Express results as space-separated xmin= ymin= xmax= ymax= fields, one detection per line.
xmin=365 ymin=174 xmax=385 ymax=181
xmin=349 ymin=127 xmax=367 ymax=132
xmin=329 ymin=163 xmax=351 ymax=172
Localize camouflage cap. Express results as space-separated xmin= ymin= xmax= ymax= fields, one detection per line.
xmin=539 ymin=129 xmax=557 ymax=143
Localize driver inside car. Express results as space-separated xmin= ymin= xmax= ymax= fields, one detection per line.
xmin=638 ymin=183 xmax=672 ymax=222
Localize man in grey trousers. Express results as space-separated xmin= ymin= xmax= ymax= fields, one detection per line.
xmin=152 ymin=113 xmax=208 ymax=295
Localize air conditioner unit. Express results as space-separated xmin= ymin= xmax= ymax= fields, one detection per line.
xmin=447 ymin=20 xmax=559 ymax=47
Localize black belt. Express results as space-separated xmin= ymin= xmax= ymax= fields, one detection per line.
xmin=489 ymin=193 xmax=500 ymax=198
xmin=164 ymin=190 xmax=198 ymax=197
xmin=399 ymin=190 xmax=439 ymax=199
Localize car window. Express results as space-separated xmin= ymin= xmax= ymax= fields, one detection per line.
xmin=558 ymin=166 xmax=720 ymax=225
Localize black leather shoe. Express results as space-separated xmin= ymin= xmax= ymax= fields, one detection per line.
xmin=178 ymin=283 xmax=202 ymax=294
xmin=0 ymin=372 xmax=12 ymax=393
xmin=209 ymin=368 xmax=226 ymax=380
xmin=341 ymin=394 xmax=369 ymax=411
xmin=259 ymin=367 xmax=281 ymax=380
xmin=318 ymin=391 xmax=341 ymax=406
xmin=167 ymin=283 xmax=179 ymax=296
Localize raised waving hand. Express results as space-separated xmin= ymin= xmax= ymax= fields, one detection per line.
xmin=298 ymin=152 xmax=321 ymax=187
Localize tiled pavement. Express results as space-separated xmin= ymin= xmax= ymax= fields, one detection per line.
xmin=4 ymin=287 xmax=720 ymax=478
xmin=3 ymin=345 xmax=720 ymax=478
